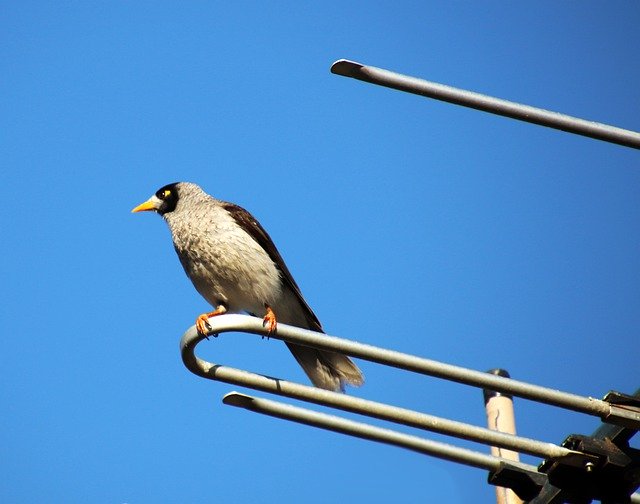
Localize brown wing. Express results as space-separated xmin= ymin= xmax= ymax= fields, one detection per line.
xmin=221 ymin=202 xmax=323 ymax=332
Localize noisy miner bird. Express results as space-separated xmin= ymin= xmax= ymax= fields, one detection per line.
xmin=132 ymin=182 xmax=364 ymax=392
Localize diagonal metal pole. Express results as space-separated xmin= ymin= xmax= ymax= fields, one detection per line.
xmin=224 ymin=392 xmax=557 ymax=500
xmin=223 ymin=391 xmax=541 ymax=475
xmin=330 ymin=59 xmax=640 ymax=150
xmin=222 ymin=392 xmax=537 ymax=472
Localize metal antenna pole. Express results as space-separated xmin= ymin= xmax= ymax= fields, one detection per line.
xmin=181 ymin=315 xmax=640 ymax=501
xmin=330 ymin=59 xmax=640 ymax=150
xmin=484 ymin=370 xmax=523 ymax=504
xmin=223 ymin=391 xmax=540 ymax=474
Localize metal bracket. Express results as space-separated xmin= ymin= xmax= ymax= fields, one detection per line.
xmin=602 ymin=391 xmax=640 ymax=430
xmin=531 ymin=391 xmax=640 ymax=503
xmin=488 ymin=462 xmax=549 ymax=501
xmin=535 ymin=434 xmax=640 ymax=503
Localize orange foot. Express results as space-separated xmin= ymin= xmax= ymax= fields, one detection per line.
xmin=196 ymin=305 xmax=227 ymax=335
xmin=262 ymin=304 xmax=277 ymax=336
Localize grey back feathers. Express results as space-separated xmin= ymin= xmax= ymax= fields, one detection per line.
xmin=148 ymin=182 xmax=364 ymax=392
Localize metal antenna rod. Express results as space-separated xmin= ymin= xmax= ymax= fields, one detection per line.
xmin=181 ymin=319 xmax=592 ymax=461
xmin=330 ymin=59 xmax=640 ymax=150
xmin=183 ymin=317 xmax=640 ymax=501
xmin=180 ymin=314 xmax=640 ymax=430
xmin=223 ymin=392 xmax=540 ymax=474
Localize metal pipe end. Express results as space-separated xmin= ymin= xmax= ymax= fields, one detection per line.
xmin=330 ymin=59 xmax=364 ymax=77
xmin=222 ymin=392 xmax=254 ymax=409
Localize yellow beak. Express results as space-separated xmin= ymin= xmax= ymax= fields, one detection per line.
xmin=131 ymin=198 xmax=159 ymax=213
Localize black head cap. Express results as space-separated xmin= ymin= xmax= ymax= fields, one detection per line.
xmin=154 ymin=182 xmax=180 ymax=215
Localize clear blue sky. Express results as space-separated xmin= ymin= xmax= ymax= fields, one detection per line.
xmin=2 ymin=2 xmax=639 ymax=503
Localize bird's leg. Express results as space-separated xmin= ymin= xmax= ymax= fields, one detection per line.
xmin=196 ymin=304 xmax=227 ymax=335
xmin=262 ymin=304 xmax=277 ymax=338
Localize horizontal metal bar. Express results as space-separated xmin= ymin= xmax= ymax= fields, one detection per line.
xmin=330 ymin=59 xmax=640 ymax=150
xmin=223 ymin=391 xmax=540 ymax=475
xmin=180 ymin=314 xmax=627 ymax=427
xmin=181 ymin=316 xmax=593 ymax=462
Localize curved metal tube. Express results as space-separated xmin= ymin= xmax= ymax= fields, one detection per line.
xmin=180 ymin=314 xmax=613 ymax=418
xmin=180 ymin=314 xmax=601 ymax=462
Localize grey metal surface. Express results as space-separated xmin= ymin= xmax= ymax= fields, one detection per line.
xmin=223 ymin=391 xmax=540 ymax=474
xmin=182 ymin=315 xmax=639 ymax=501
xmin=330 ymin=59 xmax=640 ymax=150
xmin=180 ymin=314 xmax=636 ymax=428
xmin=181 ymin=315 xmax=588 ymax=461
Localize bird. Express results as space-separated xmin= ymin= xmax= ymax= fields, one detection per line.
xmin=132 ymin=182 xmax=364 ymax=392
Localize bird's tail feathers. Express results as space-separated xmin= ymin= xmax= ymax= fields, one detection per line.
xmin=285 ymin=342 xmax=364 ymax=392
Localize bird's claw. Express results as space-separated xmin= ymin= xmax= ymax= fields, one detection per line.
xmin=196 ymin=314 xmax=213 ymax=336
xmin=195 ymin=305 xmax=227 ymax=336
xmin=262 ymin=305 xmax=277 ymax=337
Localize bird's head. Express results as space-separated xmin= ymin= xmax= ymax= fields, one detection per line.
xmin=132 ymin=182 xmax=181 ymax=216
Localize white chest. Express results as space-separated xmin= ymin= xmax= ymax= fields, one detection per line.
xmin=166 ymin=205 xmax=283 ymax=314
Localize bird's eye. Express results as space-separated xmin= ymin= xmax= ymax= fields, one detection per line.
xmin=157 ymin=189 xmax=171 ymax=200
